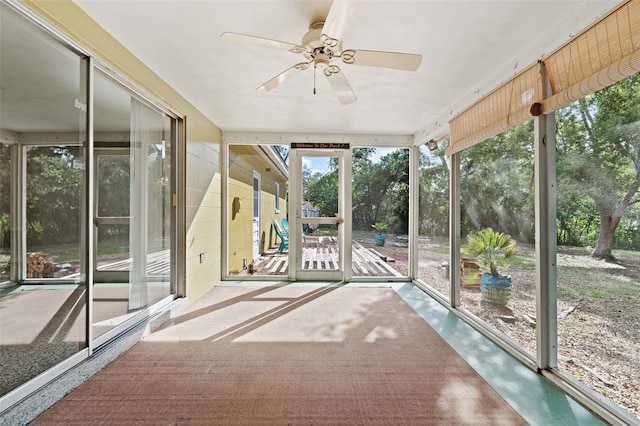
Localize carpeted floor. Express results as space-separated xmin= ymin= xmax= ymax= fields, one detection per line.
xmin=30 ymin=285 xmax=527 ymax=425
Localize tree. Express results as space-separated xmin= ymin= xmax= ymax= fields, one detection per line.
xmin=25 ymin=146 xmax=83 ymax=246
xmin=557 ymin=75 xmax=640 ymax=259
xmin=379 ymin=149 xmax=410 ymax=233
xmin=96 ymin=154 xmax=130 ymax=246
xmin=305 ymin=147 xmax=410 ymax=233
xmin=304 ymin=169 xmax=338 ymax=216
xmin=418 ymin=145 xmax=450 ymax=237
xmin=0 ymin=145 xmax=11 ymax=249
xmin=302 ymin=161 xmax=315 ymax=188
xmin=460 ymin=122 xmax=535 ymax=243
xmin=351 ymin=148 xmax=382 ymax=228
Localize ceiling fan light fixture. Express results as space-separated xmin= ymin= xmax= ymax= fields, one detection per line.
xmin=314 ymin=54 xmax=331 ymax=68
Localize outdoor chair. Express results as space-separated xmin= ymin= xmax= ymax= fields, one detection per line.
xmin=273 ymin=219 xmax=289 ymax=252
xmin=282 ymin=217 xmax=306 ymax=243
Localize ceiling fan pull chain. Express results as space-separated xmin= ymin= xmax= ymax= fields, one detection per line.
xmin=313 ymin=64 xmax=317 ymax=95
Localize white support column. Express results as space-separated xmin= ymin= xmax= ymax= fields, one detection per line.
xmin=449 ymin=152 xmax=461 ymax=307
xmin=10 ymin=141 xmax=22 ymax=282
xmin=288 ymin=147 xmax=300 ymax=281
xmin=535 ymin=63 xmax=558 ymax=370
xmin=83 ymin=56 xmax=95 ymax=351
xmin=341 ymin=149 xmax=352 ymax=282
xmin=172 ymin=118 xmax=186 ymax=297
xmin=19 ymin=146 xmax=27 ymax=282
xmin=408 ymin=146 xmax=420 ymax=280
xmin=221 ymin=141 xmax=229 ymax=278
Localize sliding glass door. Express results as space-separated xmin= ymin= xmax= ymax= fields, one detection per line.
xmin=92 ymin=71 xmax=174 ymax=339
xmin=0 ymin=2 xmax=88 ymax=397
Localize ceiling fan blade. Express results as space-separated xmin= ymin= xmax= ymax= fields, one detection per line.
xmin=220 ymin=32 xmax=306 ymax=53
xmin=321 ymin=1 xmax=363 ymax=48
xmin=323 ymin=65 xmax=357 ymax=105
xmin=341 ymin=49 xmax=422 ymax=71
xmin=257 ymin=61 xmax=312 ymax=92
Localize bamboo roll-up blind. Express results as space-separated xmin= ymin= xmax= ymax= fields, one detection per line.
xmin=446 ymin=64 xmax=542 ymax=155
xmin=446 ymin=0 xmax=640 ymax=155
xmin=541 ymin=0 xmax=640 ymax=113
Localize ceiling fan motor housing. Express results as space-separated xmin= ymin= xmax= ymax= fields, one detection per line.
xmin=302 ymin=21 xmax=342 ymax=57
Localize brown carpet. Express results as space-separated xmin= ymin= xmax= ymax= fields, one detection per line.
xmin=31 ymin=285 xmax=527 ymax=425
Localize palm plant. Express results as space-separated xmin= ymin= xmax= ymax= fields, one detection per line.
xmin=372 ymin=222 xmax=389 ymax=246
xmin=371 ymin=222 xmax=389 ymax=233
xmin=462 ymin=227 xmax=517 ymax=278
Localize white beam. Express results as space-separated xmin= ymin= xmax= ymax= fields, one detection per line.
xmin=412 ymin=125 xmax=450 ymax=147
xmin=223 ymin=131 xmax=412 ymax=147
xmin=449 ymin=152 xmax=461 ymax=307
xmin=0 ymin=129 xmax=19 ymax=145
xmin=409 ymin=146 xmax=419 ymax=279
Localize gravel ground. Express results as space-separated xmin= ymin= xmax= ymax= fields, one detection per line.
xmin=363 ymin=238 xmax=640 ymax=420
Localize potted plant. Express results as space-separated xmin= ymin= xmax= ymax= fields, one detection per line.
xmin=462 ymin=227 xmax=518 ymax=305
xmin=371 ymin=222 xmax=389 ymax=247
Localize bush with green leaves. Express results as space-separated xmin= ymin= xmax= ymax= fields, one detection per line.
xmin=462 ymin=227 xmax=518 ymax=278
xmin=371 ymin=222 xmax=389 ymax=233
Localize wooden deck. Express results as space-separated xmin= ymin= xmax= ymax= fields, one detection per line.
xmin=352 ymin=242 xmax=402 ymax=277
xmin=96 ymin=241 xmax=403 ymax=278
xmin=97 ymin=249 xmax=170 ymax=275
xmin=246 ymin=237 xmax=403 ymax=277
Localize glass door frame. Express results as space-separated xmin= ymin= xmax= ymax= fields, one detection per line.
xmin=93 ymin=147 xmax=130 ymax=283
xmin=288 ymin=146 xmax=352 ymax=281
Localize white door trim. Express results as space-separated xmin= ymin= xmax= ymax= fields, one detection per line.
xmin=289 ymin=147 xmax=352 ymax=281
xmin=252 ymin=171 xmax=261 ymax=262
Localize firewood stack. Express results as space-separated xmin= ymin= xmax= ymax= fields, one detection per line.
xmin=26 ymin=251 xmax=46 ymax=278
xmin=26 ymin=252 xmax=56 ymax=278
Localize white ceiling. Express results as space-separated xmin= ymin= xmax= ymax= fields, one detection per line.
xmin=74 ymin=0 xmax=620 ymax=144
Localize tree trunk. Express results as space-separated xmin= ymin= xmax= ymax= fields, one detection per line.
xmin=591 ymin=171 xmax=640 ymax=260
xmin=591 ymin=208 xmax=621 ymax=260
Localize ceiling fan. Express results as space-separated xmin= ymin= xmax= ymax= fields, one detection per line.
xmin=220 ymin=1 xmax=422 ymax=105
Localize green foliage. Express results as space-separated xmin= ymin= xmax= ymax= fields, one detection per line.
xmin=0 ymin=213 xmax=9 ymax=250
xmin=418 ymin=145 xmax=450 ymax=237
xmin=0 ymin=146 xmax=10 ymax=249
xmin=614 ymin=213 xmax=640 ymax=249
xmin=371 ymin=222 xmax=388 ymax=233
xmin=455 ymin=74 xmax=640 ymax=253
xmin=0 ymin=254 xmax=8 ymax=271
xmin=3 ymin=140 xmax=170 ymax=256
xmin=306 ymin=148 xmax=411 ymax=234
xmin=379 ymin=149 xmax=410 ymax=233
xmin=97 ymin=155 xmax=130 ymax=217
xmin=460 ymin=124 xmax=535 ymax=243
xmin=97 ymin=232 xmax=129 ymax=256
xmin=462 ymin=227 xmax=518 ymax=277
xmin=351 ymin=149 xmax=387 ymax=228
xmin=26 ymin=146 xmax=83 ymax=246
xmin=304 ymin=169 xmax=338 ymax=216
xmin=556 ymin=74 xmax=640 ymax=255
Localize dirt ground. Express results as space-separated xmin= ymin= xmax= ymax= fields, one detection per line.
xmin=364 ymin=237 xmax=640 ymax=420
